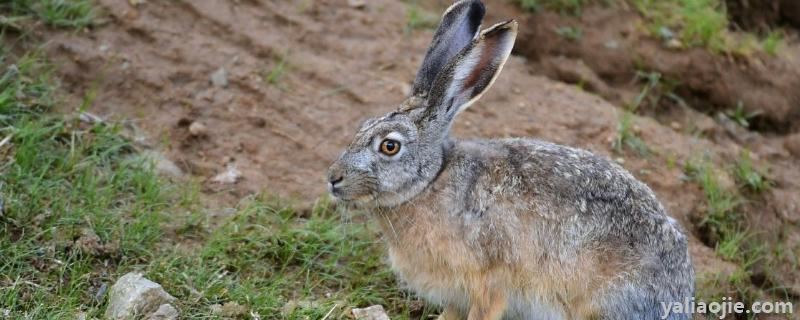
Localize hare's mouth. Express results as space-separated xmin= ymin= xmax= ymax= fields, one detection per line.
xmin=329 ymin=183 xmax=373 ymax=203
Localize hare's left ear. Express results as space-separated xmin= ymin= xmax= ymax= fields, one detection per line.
xmin=419 ymin=20 xmax=517 ymax=132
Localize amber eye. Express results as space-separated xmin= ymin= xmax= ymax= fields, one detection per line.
xmin=379 ymin=139 xmax=401 ymax=156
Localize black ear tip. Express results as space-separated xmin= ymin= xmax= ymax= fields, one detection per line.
xmin=467 ymin=2 xmax=486 ymax=28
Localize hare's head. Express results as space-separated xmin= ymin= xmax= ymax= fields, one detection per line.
xmin=327 ymin=0 xmax=517 ymax=208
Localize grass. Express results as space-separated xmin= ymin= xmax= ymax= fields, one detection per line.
xmin=683 ymin=158 xmax=773 ymax=312
xmin=555 ymin=26 xmax=582 ymax=41
xmin=732 ymin=150 xmax=770 ymax=194
xmin=0 ymin=52 xmax=169 ymax=318
xmin=761 ymin=30 xmax=783 ymax=56
xmin=1 ymin=0 xmax=95 ymax=29
xmin=518 ymin=0 xmax=585 ymax=15
xmin=0 ymin=51 xmax=424 ymax=319
xmin=0 ymin=3 xmax=422 ymax=318
xmin=631 ymin=0 xmax=729 ymax=51
xmin=264 ymin=53 xmax=289 ymax=87
xmin=683 ymin=159 xmax=740 ymax=246
xmin=627 ymin=70 xmax=683 ymax=112
xmin=612 ymin=111 xmax=648 ymax=155
xmin=405 ymin=3 xmax=438 ymax=32
xmin=725 ymin=101 xmax=760 ymax=128
xmin=147 ymin=197 xmax=433 ymax=319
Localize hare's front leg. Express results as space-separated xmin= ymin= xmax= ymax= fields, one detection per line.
xmin=466 ymin=281 xmax=507 ymax=320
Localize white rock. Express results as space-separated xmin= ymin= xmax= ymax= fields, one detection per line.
xmin=211 ymin=164 xmax=242 ymax=184
xmin=147 ymin=304 xmax=179 ymax=320
xmin=352 ymin=305 xmax=389 ymax=320
xmin=140 ymin=151 xmax=184 ymax=178
xmin=105 ymin=272 xmax=176 ymax=320
xmin=347 ymin=0 xmax=366 ymax=9
xmin=188 ymin=121 xmax=208 ymax=137
xmin=210 ymin=67 xmax=228 ymax=87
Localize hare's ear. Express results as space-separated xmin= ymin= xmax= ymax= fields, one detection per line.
xmin=412 ymin=0 xmax=485 ymax=96
xmin=419 ymin=20 xmax=517 ymax=132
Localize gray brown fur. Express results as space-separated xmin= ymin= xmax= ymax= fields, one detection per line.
xmin=327 ymin=1 xmax=694 ymax=319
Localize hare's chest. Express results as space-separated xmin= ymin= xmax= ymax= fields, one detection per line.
xmin=385 ymin=243 xmax=469 ymax=306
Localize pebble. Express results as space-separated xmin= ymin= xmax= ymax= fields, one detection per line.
xmin=210 ymin=67 xmax=228 ymax=88
xmin=352 ymin=305 xmax=390 ymax=320
xmin=347 ymin=0 xmax=366 ymax=9
xmin=105 ymin=272 xmax=177 ymax=320
xmin=188 ymin=121 xmax=208 ymax=137
xmin=211 ymin=164 xmax=242 ymax=184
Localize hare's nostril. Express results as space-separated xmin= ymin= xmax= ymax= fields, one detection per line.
xmin=329 ymin=175 xmax=344 ymax=187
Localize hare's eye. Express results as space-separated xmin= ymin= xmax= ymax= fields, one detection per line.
xmin=380 ymin=139 xmax=401 ymax=156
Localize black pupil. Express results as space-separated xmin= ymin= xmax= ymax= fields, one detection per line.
xmin=385 ymin=141 xmax=396 ymax=151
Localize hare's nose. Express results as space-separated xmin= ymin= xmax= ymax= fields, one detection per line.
xmin=329 ymin=175 xmax=344 ymax=187
xmin=328 ymin=172 xmax=344 ymax=189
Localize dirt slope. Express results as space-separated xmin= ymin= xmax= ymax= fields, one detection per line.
xmin=42 ymin=0 xmax=799 ymax=314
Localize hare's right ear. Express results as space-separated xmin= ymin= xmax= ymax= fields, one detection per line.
xmin=411 ymin=0 xmax=485 ymax=96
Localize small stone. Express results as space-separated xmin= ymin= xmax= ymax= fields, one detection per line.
xmin=665 ymin=38 xmax=683 ymax=49
xmin=105 ymin=272 xmax=176 ymax=320
xmin=210 ymin=67 xmax=228 ymax=88
xmin=347 ymin=0 xmax=366 ymax=9
xmin=615 ymin=157 xmax=625 ymax=164
xmin=603 ymin=40 xmax=619 ymax=49
xmin=147 ymin=304 xmax=179 ymax=320
xmin=352 ymin=305 xmax=389 ymax=320
xmin=140 ymin=151 xmax=184 ymax=178
xmin=670 ymin=121 xmax=681 ymax=130
xmin=211 ymin=164 xmax=242 ymax=184
xmin=188 ymin=121 xmax=208 ymax=137
xmin=658 ymin=26 xmax=675 ymax=40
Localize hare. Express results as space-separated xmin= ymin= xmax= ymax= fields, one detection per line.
xmin=327 ymin=0 xmax=695 ymax=319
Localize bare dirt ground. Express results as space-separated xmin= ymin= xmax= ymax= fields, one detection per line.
xmin=40 ymin=0 xmax=800 ymax=315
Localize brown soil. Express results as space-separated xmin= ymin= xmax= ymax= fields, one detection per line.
xmin=40 ymin=0 xmax=800 ymax=315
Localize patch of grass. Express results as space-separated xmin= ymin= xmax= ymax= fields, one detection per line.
xmin=631 ymin=0 xmax=729 ymax=51
xmin=0 ymin=52 xmax=169 ymax=318
xmin=725 ymin=101 xmax=760 ymax=128
xmin=147 ymin=197 xmax=432 ymax=319
xmin=627 ymin=70 xmax=683 ymax=112
xmin=0 ymin=50 xmax=423 ymax=318
xmin=732 ymin=150 xmax=770 ymax=194
xmin=761 ymin=30 xmax=783 ymax=56
xmin=1 ymin=0 xmax=94 ymax=29
xmin=612 ymin=111 xmax=648 ymax=155
xmin=405 ymin=4 xmax=438 ymax=31
xmin=517 ymin=0 xmax=585 ymax=15
xmin=264 ymin=53 xmax=289 ymax=87
xmin=555 ymin=26 xmax=583 ymax=41
xmin=683 ymin=159 xmax=740 ymax=242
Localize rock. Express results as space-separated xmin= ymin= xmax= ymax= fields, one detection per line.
xmin=352 ymin=305 xmax=389 ymax=320
xmin=210 ymin=164 xmax=242 ymax=184
xmin=210 ymin=67 xmax=228 ymax=87
xmin=347 ymin=0 xmax=366 ymax=9
xmin=105 ymin=272 xmax=176 ymax=320
xmin=188 ymin=121 xmax=208 ymax=137
xmin=141 ymin=151 xmax=184 ymax=178
xmin=665 ymin=38 xmax=683 ymax=49
xmin=147 ymin=304 xmax=179 ymax=320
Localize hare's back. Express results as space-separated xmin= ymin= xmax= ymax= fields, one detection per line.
xmin=455 ymin=138 xmax=669 ymax=226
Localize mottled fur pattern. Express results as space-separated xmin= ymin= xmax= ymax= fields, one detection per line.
xmin=327 ymin=1 xmax=694 ymax=319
